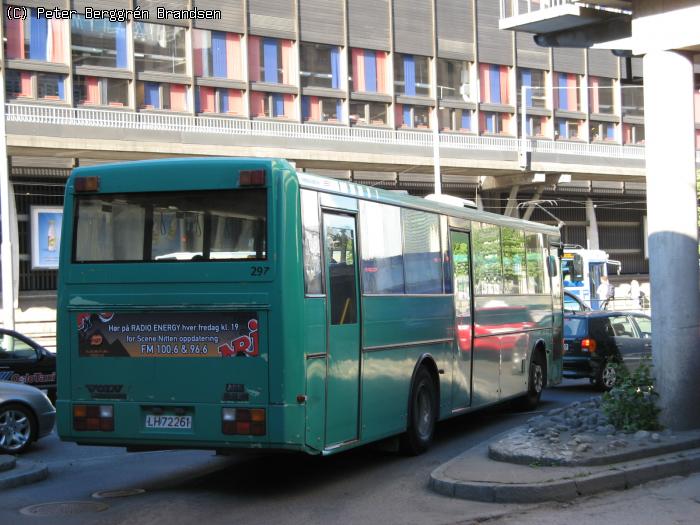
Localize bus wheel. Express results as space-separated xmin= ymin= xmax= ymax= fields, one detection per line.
xmin=516 ymin=352 xmax=545 ymax=411
xmin=400 ymin=367 xmax=437 ymax=456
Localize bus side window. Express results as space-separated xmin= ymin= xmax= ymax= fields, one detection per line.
xmin=301 ymin=190 xmax=323 ymax=294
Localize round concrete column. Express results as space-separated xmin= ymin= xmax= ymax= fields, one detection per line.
xmin=643 ymin=50 xmax=700 ymax=430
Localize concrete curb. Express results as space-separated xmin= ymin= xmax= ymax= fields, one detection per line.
xmin=430 ymin=447 xmax=700 ymax=503
xmin=0 ymin=455 xmax=17 ymax=472
xmin=0 ymin=459 xmax=49 ymax=490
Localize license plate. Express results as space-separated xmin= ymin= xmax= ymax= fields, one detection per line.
xmin=564 ymin=343 xmax=569 ymax=351
xmin=145 ymin=415 xmax=192 ymax=429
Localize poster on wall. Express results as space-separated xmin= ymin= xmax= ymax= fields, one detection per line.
xmin=31 ymin=206 xmax=63 ymax=270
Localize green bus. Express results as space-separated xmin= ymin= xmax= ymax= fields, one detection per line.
xmin=57 ymin=158 xmax=562 ymax=455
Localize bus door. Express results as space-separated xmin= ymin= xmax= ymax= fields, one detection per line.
xmin=450 ymin=230 xmax=473 ymax=411
xmin=322 ymin=212 xmax=361 ymax=446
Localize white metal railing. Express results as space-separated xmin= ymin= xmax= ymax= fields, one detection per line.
xmin=501 ymin=0 xmax=573 ymax=18
xmin=5 ymin=103 xmax=653 ymax=162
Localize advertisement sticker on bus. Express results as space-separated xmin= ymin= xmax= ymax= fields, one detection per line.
xmin=77 ymin=312 xmax=259 ymax=358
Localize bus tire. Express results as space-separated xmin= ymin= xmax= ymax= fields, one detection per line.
xmin=516 ymin=350 xmax=546 ymax=411
xmin=400 ymin=366 xmax=437 ymax=456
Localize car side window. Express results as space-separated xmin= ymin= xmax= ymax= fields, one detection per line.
xmin=609 ymin=316 xmax=635 ymax=338
xmin=0 ymin=334 xmax=37 ymax=360
xmin=632 ymin=316 xmax=651 ymax=338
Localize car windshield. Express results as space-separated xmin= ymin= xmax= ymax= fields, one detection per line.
xmin=564 ymin=317 xmax=587 ymax=338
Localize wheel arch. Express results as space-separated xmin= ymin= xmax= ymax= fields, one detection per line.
xmin=531 ymin=338 xmax=548 ymax=388
xmin=407 ymin=353 xmax=440 ymax=419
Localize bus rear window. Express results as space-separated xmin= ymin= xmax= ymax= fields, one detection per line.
xmin=73 ymin=189 xmax=267 ymax=262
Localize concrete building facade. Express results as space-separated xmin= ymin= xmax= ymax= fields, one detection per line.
xmin=0 ymin=1 xmax=699 ymax=335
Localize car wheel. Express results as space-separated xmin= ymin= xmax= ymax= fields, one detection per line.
xmin=0 ymin=403 xmax=37 ymax=454
xmin=596 ymin=361 xmax=618 ymax=391
xmin=400 ymin=367 xmax=437 ymax=456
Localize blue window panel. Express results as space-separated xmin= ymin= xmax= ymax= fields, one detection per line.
xmin=116 ymin=24 xmax=127 ymax=68
xmin=57 ymin=78 xmax=64 ymax=99
xmin=558 ymin=120 xmax=567 ymax=138
xmin=263 ymin=38 xmax=278 ymax=83
xmin=489 ymin=65 xmax=500 ymax=104
xmin=220 ymin=89 xmax=229 ymax=113
xmin=558 ymin=75 xmax=568 ymax=109
xmin=273 ymin=94 xmax=284 ymax=117
xmin=211 ymin=32 xmax=227 ymax=78
xmin=144 ymin=82 xmax=160 ymax=108
xmin=605 ymin=123 xmax=615 ymax=139
xmin=404 ymin=56 xmax=416 ymax=96
xmin=364 ymin=52 xmax=377 ymax=92
xmin=194 ymin=88 xmax=201 ymax=113
xmin=521 ymin=69 xmax=532 ymax=107
xmin=461 ymin=112 xmax=470 ymax=130
xmin=302 ymin=96 xmax=310 ymax=120
xmin=331 ymin=47 xmax=340 ymax=89
xmin=526 ymin=118 xmax=532 ymax=136
xmin=403 ymin=106 xmax=412 ymax=127
xmin=336 ymin=100 xmax=342 ymax=121
xmin=486 ymin=114 xmax=495 ymax=133
xmin=29 ymin=11 xmax=48 ymax=61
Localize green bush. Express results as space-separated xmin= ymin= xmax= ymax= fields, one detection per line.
xmin=601 ymin=360 xmax=661 ymax=432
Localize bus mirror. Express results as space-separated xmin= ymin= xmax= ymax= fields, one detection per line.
xmin=547 ymin=256 xmax=558 ymax=277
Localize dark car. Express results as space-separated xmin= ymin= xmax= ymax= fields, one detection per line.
xmin=0 ymin=329 xmax=56 ymax=402
xmin=563 ymin=311 xmax=651 ymax=389
xmin=0 ymin=381 xmax=56 ymax=453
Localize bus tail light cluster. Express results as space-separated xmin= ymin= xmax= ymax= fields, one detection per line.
xmin=222 ymin=408 xmax=265 ymax=436
xmin=73 ymin=404 xmax=114 ymax=431
xmin=581 ymin=338 xmax=597 ymax=354
xmin=239 ymin=170 xmax=266 ymax=186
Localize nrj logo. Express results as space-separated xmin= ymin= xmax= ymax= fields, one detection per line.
xmin=218 ymin=319 xmax=259 ymax=358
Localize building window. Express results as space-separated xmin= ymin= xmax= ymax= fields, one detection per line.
xmin=518 ymin=115 xmax=548 ymax=137
xmin=590 ymin=120 xmax=616 ymax=142
xmin=394 ymin=54 xmax=430 ymax=97
xmin=395 ymin=104 xmax=430 ymax=129
xmin=6 ymin=70 xmax=66 ymax=101
xmin=622 ymin=85 xmax=644 ymax=117
xmin=74 ymin=76 xmax=128 ymax=106
xmin=249 ymin=37 xmax=294 ymax=84
xmin=195 ymin=87 xmax=244 ymax=115
xmin=555 ymin=72 xmax=581 ymax=111
xmin=4 ymin=7 xmax=68 ymax=63
xmin=589 ymin=76 xmax=615 ymax=114
xmin=480 ymin=111 xmax=511 ymax=135
xmin=554 ymin=118 xmax=583 ymax=140
xmin=192 ymin=29 xmax=242 ymax=80
xmin=137 ymin=81 xmax=188 ymax=111
xmin=438 ymin=107 xmax=472 ymax=132
xmin=479 ymin=64 xmax=512 ymax=105
xmin=71 ymin=16 xmax=127 ymax=68
xmin=623 ymin=123 xmax=645 ymax=145
xmin=437 ymin=58 xmax=471 ymax=101
xmin=517 ymin=68 xmax=547 ymax=108
xmin=301 ymin=43 xmax=341 ymax=89
xmin=349 ymin=101 xmax=388 ymax=126
xmin=302 ymin=96 xmax=342 ymax=122
xmin=350 ymin=48 xmax=388 ymax=93
xmin=133 ymin=22 xmax=186 ymax=74
xmin=250 ymin=92 xmax=296 ymax=119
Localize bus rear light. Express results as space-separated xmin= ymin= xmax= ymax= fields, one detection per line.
xmin=221 ymin=408 xmax=266 ymax=436
xmin=581 ymin=338 xmax=597 ymax=353
xmin=73 ymin=404 xmax=114 ymax=431
xmin=239 ymin=170 xmax=266 ymax=186
xmin=74 ymin=176 xmax=100 ymax=192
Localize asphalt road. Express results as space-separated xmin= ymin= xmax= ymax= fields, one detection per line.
xmin=1 ymin=379 xmax=597 ymax=525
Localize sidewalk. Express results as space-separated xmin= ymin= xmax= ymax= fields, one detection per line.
xmin=430 ymin=399 xmax=700 ymax=504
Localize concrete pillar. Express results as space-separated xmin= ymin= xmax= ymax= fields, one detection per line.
xmin=643 ymin=50 xmax=700 ymax=430
xmin=503 ymin=185 xmax=520 ymax=217
xmin=585 ymin=198 xmax=599 ymax=250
